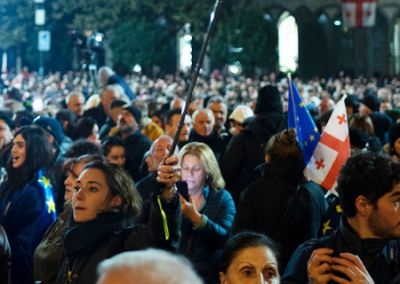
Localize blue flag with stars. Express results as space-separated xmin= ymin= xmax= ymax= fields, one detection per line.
xmin=37 ymin=169 xmax=57 ymax=234
xmin=288 ymin=80 xmax=320 ymax=164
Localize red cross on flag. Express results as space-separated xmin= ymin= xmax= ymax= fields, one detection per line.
xmin=342 ymin=0 xmax=376 ymax=27
xmin=304 ymin=95 xmax=350 ymax=194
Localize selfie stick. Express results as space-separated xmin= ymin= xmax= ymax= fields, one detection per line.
xmin=169 ymin=0 xmax=223 ymax=156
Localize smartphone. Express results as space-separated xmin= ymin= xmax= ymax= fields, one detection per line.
xmin=176 ymin=181 xmax=189 ymax=201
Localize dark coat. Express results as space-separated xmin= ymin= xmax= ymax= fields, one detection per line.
xmin=34 ymin=202 xmax=72 ymax=284
xmin=369 ymin=112 xmax=392 ymax=145
xmin=98 ymin=117 xmax=116 ymax=140
xmin=189 ymin=129 xmax=227 ymax=162
xmin=179 ymin=186 xmax=236 ymax=283
xmin=136 ymin=172 xmax=158 ymax=202
xmin=84 ymin=104 xmax=107 ymax=128
xmin=282 ymin=218 xmax=400 ymax=284
xmin=116 ymin=130 xmax=151 ymax=182
xmin=56 ymin=194 xmax=181 ymax=284
xmin=220 ymin=112 xmax=287 ymax=204
xmin=234 ymin=158 xmax=327 ymax=271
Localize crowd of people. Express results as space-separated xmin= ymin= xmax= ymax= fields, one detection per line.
xmin=0 ymin=66 xmax=399 ymax=284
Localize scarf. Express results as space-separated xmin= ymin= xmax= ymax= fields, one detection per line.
xmin=63 ymin=211 xmax=125 ymax=263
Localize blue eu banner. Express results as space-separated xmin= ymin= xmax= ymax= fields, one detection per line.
xmin=288 ymin=80 xmax=320 ymax=164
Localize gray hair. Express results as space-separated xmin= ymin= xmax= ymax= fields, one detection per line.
xmin=98 ymin=66 xmax=114 ymax=87
xmin=96 ymin=249 xmax=203 ymax=284
xmin=65 ymin=91 xmax=84 ymax=105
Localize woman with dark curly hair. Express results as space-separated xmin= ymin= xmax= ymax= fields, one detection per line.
xmin=0 ymin=125 xmax=57 ymax=284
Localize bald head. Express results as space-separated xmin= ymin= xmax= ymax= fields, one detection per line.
xmin=192 ymin=109 xmax=214 ymax=137
xmin=66 ymin=92 xmax=85 ymax=117
xmin=96 ymin=249 xmax=203 ymax=284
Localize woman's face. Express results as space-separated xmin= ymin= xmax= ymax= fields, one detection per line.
xmin=87 ymin=124 xmax=100 ymax=144
xmin=151 ymin=115 xmax=163 ymax=128
xmin=11 ymin=134 xmax=26 ymax=168
xmin=72 ymin=168 xmax=121 ymax=222
xmin=181 ymin=154 xmax=206 ymax=193
xmin=220 ymin=246 xmax=279 ymax=284
xmin=64 ymin=161 xmax=85 ymax=201
xmin=394 ymin=137 xmax=400 ymax=157
xmin=107 ymin=146 xmax=126 ymax=166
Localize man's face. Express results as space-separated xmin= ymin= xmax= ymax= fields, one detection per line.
xmin=118 ymin=110 xmax=137 ymax=134
xmin=101 ymin=90 xmax=119 ymax=115
xmin=319 ymin=98 xmax=333 ymax=115
xmin=151 ymin=137 xmax=172 ymax=167
xmin=0 ymin=119 xmax=13 ymax=149
xmin=180 ymin=115 xmax=192 ymax=142
xmin=367 ymin=183 xmax=400 ymax=239
xmin=359 ymin=103 xmax=373 ymax=116
xmin=193 ymin=111 xmax=214 ymax=137
xmin=165 ymin=114 xmax=180 ymax=138
xmin=110 ymin=106 xmax=124 ymax=123
xmin=67 ymin=94 xmax=85 ymax=117
xmin=165 ymin=114 xmax=192 ymax=142
xmin=208 ymin=102 xmax=227 ymax=128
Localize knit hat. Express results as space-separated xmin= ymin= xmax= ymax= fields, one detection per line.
xmin=389 ymin=123 xmax=400 ymax=150
xmin=361 ymin=95 xmax=380 ymax=112
xmin=254 ymin=85 xmax=282 ymax=115
xmin=123 ymin=106 xmax=142 ymax=124
xmin=33 ymin=116 xmax=64 ymax=144
xmin=229 ymin=105 xmax=254 ymax=124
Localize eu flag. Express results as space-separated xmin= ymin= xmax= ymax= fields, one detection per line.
xmin=288 ymin=80 xmax=320 ymax=164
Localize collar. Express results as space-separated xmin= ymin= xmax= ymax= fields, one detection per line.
xmin=339 ymin=217 xmax=389 ymax=257
xmin=197 ymin=185 xmax=210 ymax=212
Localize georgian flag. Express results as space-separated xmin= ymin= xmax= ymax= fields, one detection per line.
xmin=304 ymin=95 xmax=350 ymax=194
xmin=342 ymin=0 xmax=376 ymax=27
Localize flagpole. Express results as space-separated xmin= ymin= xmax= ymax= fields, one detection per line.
xmin=168 ymin=0 xmax=223 ymax=156
xmin=288 ymin=73 xmax=298 ymax=130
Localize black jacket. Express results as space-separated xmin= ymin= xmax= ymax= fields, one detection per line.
xmin=234 ymin=159 xmax=327 ymax=271
xmin=220 ymin=112 xmax=287 ymax=204
xmin=98 ymin=117 xmax=116 ymax=140
xmin=282 ymin=218 xmax=400 ymax=284
xmin=56 ymin=194 xmax=181 ymax=284
xmin=189 ymin=129 xmax=227 ymax=162
xmin=84 ymin=104 xmax=107 ymax=128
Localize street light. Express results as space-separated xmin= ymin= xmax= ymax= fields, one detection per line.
xmin=34 ymin=0 xmax=48 ymax=77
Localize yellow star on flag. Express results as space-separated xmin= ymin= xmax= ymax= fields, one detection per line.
xmin=314 ymin=128 xmax=318 ymax=133
xmin=322 ymin=219 xmax=332 ymax=236
xmin=304 ymin=141 xmax=308 ymax=146
xmin=299 ymin=102 xmax=304 ymax=108
xmin=336 ymin=205 xmax=343 ymax=213
xmin=309 ymin=135 xmax=315 ymax=142
xmin=39 ymin=176 xmax=52 ymax=189
xmin=46 ymin=196 xmax=56 ymax=214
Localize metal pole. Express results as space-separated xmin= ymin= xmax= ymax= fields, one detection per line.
xmin=169 ymin=0 xmax=223 ymax=156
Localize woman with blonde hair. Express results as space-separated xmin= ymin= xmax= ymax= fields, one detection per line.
xmin=174 ymin=142 xmax=236 ymax=283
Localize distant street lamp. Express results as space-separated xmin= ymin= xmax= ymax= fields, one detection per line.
xmin=34 ymin=0 xmax=48 ymax=77
xmin=177 ymin=23 xmax=192 ymax=72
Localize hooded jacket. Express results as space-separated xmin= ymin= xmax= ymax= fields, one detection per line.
xmin=220 ymin=110 xmax=287 ymax=204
